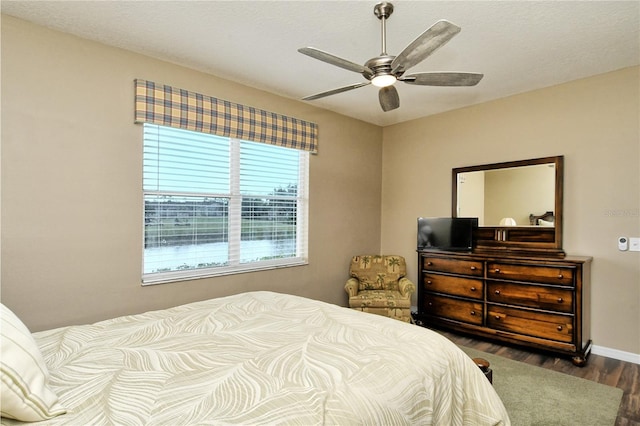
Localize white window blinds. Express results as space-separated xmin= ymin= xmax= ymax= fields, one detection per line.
xmin=143 ymin=124 xmax=308 ymax=284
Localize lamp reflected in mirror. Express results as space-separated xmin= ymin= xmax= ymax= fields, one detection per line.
xmin=499 ymin=217 xmax=517 ymax=226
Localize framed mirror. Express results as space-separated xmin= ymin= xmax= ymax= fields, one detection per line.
xmin=452 ymin=156 xmax=564 ymax=257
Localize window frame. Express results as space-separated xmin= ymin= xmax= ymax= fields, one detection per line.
xmin=142 ymin=124 xmax=309 ymax=285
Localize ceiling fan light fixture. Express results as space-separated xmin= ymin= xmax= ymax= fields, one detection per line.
xmin=371 ymin=74 xmax=397 ymax=87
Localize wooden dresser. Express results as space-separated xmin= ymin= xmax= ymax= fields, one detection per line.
xmin=415 ymin=250 xmax=592 ymax=365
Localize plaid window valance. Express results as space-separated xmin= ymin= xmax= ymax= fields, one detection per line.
xmin=134 ymin=79 xmax=318 ymax=153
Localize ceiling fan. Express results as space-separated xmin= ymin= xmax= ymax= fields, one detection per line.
xmin=298 ymin=2 xmax=483 ymax=112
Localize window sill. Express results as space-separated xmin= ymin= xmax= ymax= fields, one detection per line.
xmin=142 ymin=258 xmax=309 ymax=286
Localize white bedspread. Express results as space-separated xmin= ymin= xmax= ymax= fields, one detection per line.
xmin=5 ymin=291 xmax=510 ymax=425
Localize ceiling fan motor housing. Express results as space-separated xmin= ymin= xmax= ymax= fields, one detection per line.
xmin=365 ymin=55 xmax=403 ymax=80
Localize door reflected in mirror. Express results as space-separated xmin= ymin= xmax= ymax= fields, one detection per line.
xmin=456 ymin=163 xmax=556 ymax=227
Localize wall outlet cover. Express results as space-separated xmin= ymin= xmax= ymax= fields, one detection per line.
xmin=630 ymin=237 xmax=640 ymax=252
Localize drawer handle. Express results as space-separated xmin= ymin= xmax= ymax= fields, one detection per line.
xmin=470 ymin=287 xmax=477 ymax=292
xmin=470 ymin=310 xmax=476 ymax=316
xmin=557 ymin=325 xmax=563 ymax=331
xmin=494 ymin=268 xmax=501 ymax=273
xmin=494 ymin=315 xmax=501 ymax=320
xmin=470 ymin=266 xmax=477 ymax=271
xmin=427 ymin=261 xmax=433 ymax=266
xmin=557 ymin=274 xmax=564 ymax=279
xmin=428 ymin=302 xmax=433 ymax=307
xmin=557 ymin=297 xmax=563 ymax=303
xmin=494 ymin=290 xmax=501 ymax=295
xmin=426 ymin=280 xmax=432 ymax=285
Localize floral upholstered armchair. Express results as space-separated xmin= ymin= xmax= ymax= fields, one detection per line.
xmin=344 ymin=255 xmax=415 ymax=322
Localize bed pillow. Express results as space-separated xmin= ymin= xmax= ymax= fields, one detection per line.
xmin=1 ymin=303 xmax=66 ymax=421
xmin=538 ymin=218 xmax=554 ymax=227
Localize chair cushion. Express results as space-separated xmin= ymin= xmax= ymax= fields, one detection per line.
xmin=348 ymin=290 xmax=412 ymax=308
xmin=349 ymin=255 xmax=406 ymax=291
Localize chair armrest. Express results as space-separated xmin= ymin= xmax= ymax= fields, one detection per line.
xmin=345 ymin=278 xmax=360 ymax=297
xmin=398 ymin=277 xmax=416 ymax=298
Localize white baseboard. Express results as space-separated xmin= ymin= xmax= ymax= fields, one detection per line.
xmin=591 ymin=344 xmax=640 ymax=364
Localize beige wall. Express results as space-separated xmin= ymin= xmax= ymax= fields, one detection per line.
xmin=381 ymin=66 xmax=640 ymax=355
xmin=0 ymin=16 xmax=383 ymax=331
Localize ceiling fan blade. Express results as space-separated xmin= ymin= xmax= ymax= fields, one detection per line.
xmin=302 ymin=82 xmax=370 ymax=101
xmin=298 ymin=47 xmax=373 ymax=76
xmin=401 ymin=72 xmax=484 ymax=86
xmin=391 ymin=20 xmax=461 ymax=74
xmin=379 ymin=86 xmax=399 ymax=112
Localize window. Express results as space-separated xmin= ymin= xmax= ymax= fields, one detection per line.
xmin=143 ymin=124 xmax=309 ymax=284
xmin=134 ymin=79 xmax=316 ymax=284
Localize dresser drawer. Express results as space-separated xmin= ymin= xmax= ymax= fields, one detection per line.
xmin=422 ymin=256 xmax=483 ymax=277
xmin=487 ymin=262 xmax=574 ymax=286
xmin=487 ymin=305 xmax=574 ymax=343
xmin=423 ymin=273 xmax=483 ymax=299
xmin=423 ymin=294 xmax=483 ymax=325
xmin=487 ymin=282 xmax=573 ymax=313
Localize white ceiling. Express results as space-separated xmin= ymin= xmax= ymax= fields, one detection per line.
xmin=2 ymin=1 xmax=639 ymax=126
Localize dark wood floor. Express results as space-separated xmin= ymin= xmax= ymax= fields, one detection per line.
xmin=436 ymin=329 xmax=640 ymax=426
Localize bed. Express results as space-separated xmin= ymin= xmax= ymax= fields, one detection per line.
xmin=1 ymin=291 xmax=510 ymax=425
xmin=529 ymin=211 xmax=555 ymax=226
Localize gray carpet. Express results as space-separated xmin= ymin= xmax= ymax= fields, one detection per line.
xmin=459 ymin=346 xmax=623 ymax=426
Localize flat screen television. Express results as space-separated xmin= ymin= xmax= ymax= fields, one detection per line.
xmin=417 ymin=217 xmax=478 ymax=251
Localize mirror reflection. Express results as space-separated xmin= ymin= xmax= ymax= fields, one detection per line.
xmin=456 ymin=163 xmax=556 ymax=227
